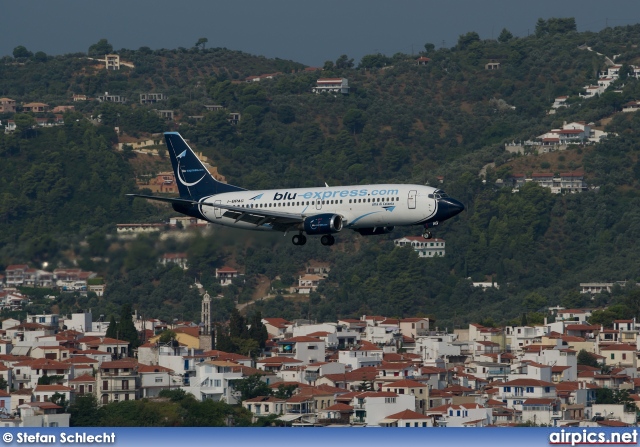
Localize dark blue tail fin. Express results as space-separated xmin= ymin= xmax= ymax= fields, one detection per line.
xmin=164 ymin=132 xmax=245 ymax=200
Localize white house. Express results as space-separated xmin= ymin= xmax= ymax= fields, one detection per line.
xmin=33 ymin=385 xmax=72 ymax=405
xmin=313 ymin=78 xmax=349 ymax=94
xmin=183 ymin=360 xmax=244 ymax=403
xmin=215 ymin=267 xmax=239 ymax=286
xmin=428 ymin=403 xmax=492 ymax=427
xmin=496 ymin=379 xmax=556 ymax=409
xmin=350 ymin=391 xmax=415 ymax=425
xmin=379 ymin=409 xmax=432 ymax=427
xmin=138 ymin=364 xmax=175 ymax=398
xmin=277 ymin=336 xmax=325 ymax=365
xmin=394 ymin=237 xmax=445 ymax=258
xmin=338 ymin=344 xmax=383 ymax=370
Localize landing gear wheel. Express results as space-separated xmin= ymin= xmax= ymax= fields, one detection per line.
xmin=320 ymin=235 xmax=335 ymax=246
xmin=422 ymin=230 xmax=432 ymax=240
xmin=292 ymin=234 xmax=307 ymax=246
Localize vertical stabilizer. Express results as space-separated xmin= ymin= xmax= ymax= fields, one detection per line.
xmin=164 ymin=132 xmax=244 ymax=200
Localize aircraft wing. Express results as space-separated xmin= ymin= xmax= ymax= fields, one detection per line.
xmin=127 ymin=194 xmax=306 ymax=232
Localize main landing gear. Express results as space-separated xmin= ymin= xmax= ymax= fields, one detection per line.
xmin=291 ymin=233 xmax=335 ymax=246
xmin=292 ymin=234 xmax=307 ymax=246
xmin=320 ymin=235 xmax=335 ymax=246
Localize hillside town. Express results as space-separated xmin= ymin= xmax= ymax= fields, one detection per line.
xmin=0 ymin=272 xmax=638 ymax=428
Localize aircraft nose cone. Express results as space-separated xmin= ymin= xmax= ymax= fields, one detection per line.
xmin=438 ymin=198 xmax=465 ymax=220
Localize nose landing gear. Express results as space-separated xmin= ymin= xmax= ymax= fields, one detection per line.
xmin=292 ymin=234 xmax=307 ymax=245
xmin=423 ymin=222 xmax=437 ymax=240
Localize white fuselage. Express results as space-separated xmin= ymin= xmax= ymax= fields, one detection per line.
xmin=199 ymin=184 xmax=440 ymax=231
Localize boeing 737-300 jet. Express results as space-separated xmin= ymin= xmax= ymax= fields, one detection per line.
xmin=127 ymin=132 xmax=464 ymax=246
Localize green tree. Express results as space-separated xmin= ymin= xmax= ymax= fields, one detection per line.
xmin=233 ymin=374 xmax=271 ymax=401
xmin=623 ymin=290 xmax=640 ymax=319
xmin=247 ymin=311 xmax=268 ymax=349
xmin=229 ymin=308 xmax=247 ymax=339
xmin=88 ymin=39 xmax=113 ymax=57
xmin=358 ymin=53 xmax=392 ymax=69
xmin=577 ymin=349 xmax=600 ymax=368
xmin=423 ymin=43 xmax=435 ymax=53
xmin=547 ymin=18 xmax=577 ymax=35
xmin=50 ymin=392 xmax=68 ymax=411
xmin=277 ymin=105 xmax=295 ymax=124
xmin=195 ymin=37 xmax=208 ymax=50
xmin=233 ymin=337 xmax=259 ymax=357
xmin=498 ymin=28 xmax=513 ymax=43
xmin=68 ymin=394 xmax=102 ymax=427
xmin=458 ymin=31 xmax=480 ymax=49
xmin=106 ymin=315 xmax=118 ymax=339
xmin=335 ymin=54 xmax=354 ymax=69
xmin=33 ymin=51 xmax=47 ymax=62
xmin=13 ymin=46 xmax=33 ymax=59
xmin=116 ymin=303 xmax=140 ymax=353
xmin=0 ymin=376 xmax=7 ymax=392
xmin=343 ymin=109 xmax=366 ymax=134
xmin=158 ymin=330 xmax=177 ymax=344
xmin=273 ymin=383 xmax=297 ymax=399
xmin=13 ymin=114 xmax=36 ymax=138
xmin=216 ymin=324 xmax=235 ymax=353
xmin=535 ymin=18 xmax=549 ymax=37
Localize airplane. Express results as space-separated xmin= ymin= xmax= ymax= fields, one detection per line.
xmin=127 ymin=132 xmax=464 ymax=246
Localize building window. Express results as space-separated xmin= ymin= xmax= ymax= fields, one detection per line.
xmin=526 ymin=387 xmax=534 ymax=393
xmin=155 ymin=377 xmax=163 ymax=383
xmin=611 ymin=353 xmax=615 ymax=360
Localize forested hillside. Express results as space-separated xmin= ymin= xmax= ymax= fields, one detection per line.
xmin=3 ymin=22 xmax=640 ymax=328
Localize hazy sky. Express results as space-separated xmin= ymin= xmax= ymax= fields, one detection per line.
xmin=3 ymin=1 xmax=640 ymax=66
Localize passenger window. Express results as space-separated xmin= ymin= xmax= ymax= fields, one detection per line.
xmin=340 ymin=200 xmax=343 ymax=204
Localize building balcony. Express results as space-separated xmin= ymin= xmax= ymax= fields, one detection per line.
xmin=99 ymin=372 xmax=137 ymax=377
xmin=100 ymin=385 xmax=136 ymax=392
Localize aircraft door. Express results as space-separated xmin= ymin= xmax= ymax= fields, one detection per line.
xmin=408 ymin=190 xmax=417 ymax=209
xmin=214 ymin=200 xmax=222 ymax=218
xmin=316 ymin=198 xmax=323 ymax=210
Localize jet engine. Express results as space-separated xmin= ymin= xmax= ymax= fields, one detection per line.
xmin=303 ymin=214 xmax=344 ymax=235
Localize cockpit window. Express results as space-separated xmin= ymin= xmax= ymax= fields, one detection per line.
xmin=435 ymin=190 xmax=449 ymax=199
xmin=428 ymin=194 xmax=434 ymax=199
